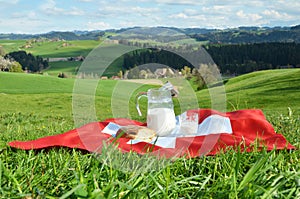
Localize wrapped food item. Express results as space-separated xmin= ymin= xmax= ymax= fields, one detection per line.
xmin=116 ymin=125 xmax=156 ymax=142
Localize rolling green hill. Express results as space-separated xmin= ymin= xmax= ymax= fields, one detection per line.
xmin=197 ymin=68 xmax=300 ymax=114
xmin=27 ymin=40 xmax=101 ymax=58
xmin=0 ymin=72 xmax=74 ymax=94
xmin=225 ymin=69 xmax=300 ymax=112
xmin=1 ymin=69 xmax=299 ymax=118
xmin=0 ymin=72 xmax=146 ymax=121
xmin=0 ymin=39 xmax=101 ymax=58
xmin=44 ymin=61 xmax=82 ymax=76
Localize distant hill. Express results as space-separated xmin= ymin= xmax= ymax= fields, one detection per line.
xmin=1 ymin=25 xmax=299 ymax=43
xmin=191 ymin=25 xmax=300 ymax=44
xmin=0 ymin=31 xmax=105 ymax=40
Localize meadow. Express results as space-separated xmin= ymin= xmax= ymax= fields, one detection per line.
xmin=44 ymin=61 xmax=82 ymax=77
xmin=0 ymin=40 xmax=102 ymax=58
xmin=0 ymin=39 xmax=103 ymax=77
xmin=0 ymin=69 xmax=299 ymax=198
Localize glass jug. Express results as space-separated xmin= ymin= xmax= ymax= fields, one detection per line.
xmin=136 ymin=88 xmax=176 ymax=136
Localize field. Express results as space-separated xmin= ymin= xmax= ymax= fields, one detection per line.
xmin=198 ymin=69 xmax=300 ymax=114
xmin=0 ymin=40 xmax=102 ymax=58
xmin=43 ymin=61 xmax=82 ymax=77
xmin=0 ymin=69 xmax=299 ymax=198
xmin=1 ymin=39 xmax=104 ymax=77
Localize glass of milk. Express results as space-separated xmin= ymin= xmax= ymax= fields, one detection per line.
xmin=136 ymin=88 xmax=176 ymax=136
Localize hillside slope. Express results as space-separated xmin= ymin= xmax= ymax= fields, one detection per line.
xmin=1 ymin=69 xmax=299 ymax=116
xmin=0 ymin=72 xmax=74 ymax=94
xmin=197 ymin=69 xmax=300 ymax=113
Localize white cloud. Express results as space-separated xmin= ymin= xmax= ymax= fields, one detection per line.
xmin=131 ymin=6 xmax=160 ymax=14
xmin=86 ymin=21 xmax=112 ymax=30
xmin=11 ymin=11 xmax=38 ymax=20
xmin=40 ymin=0 xmax=63 ymax=15
xmin=182 ymin=9 xmax=199 ymax=16
xmin=155 ymin=0 xmax=199 ymax=5
xmin=0 ymin=16 xmax=50 ymax=34
xmin=118 ymin=21 xmax=136 ymax=28
xmin=169 ymin=12 xmax=207 ymax=21
xmin=40 ymin=0 xmax=84 ymax=16
xmin=236 ymin=10 xmax=262 ymax=22
xmin=98 ymin=5 xmax=159 ymax=15
xmin=170 ymin=13 xmax=189 ymax=19
xmin=1 ymin=0 xmax=300 ymax=34
xmin=202 ymin=5 xmax=232 ymax=14
xmin=236 ymin=10 xmax=246 ymax=18
xmin=68 ymin=7 xmax=85 ymax=16
xmin=271 ymin=0 xmax=300 ymax=14
xmin=262 ymin=9 xmax=293 ymax=21
xmin=94 ymin=4 xmax=161 ymax=24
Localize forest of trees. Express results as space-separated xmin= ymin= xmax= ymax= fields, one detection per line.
xmin=4 ymin=51 xmax=48 ymax=72
xmin=121 ymin=48 xmax=193 ymax=71
xmin=205 ymin=42 xmax=300 ymax=75
xmin=120 ymin=42 xmax=300 ymax=76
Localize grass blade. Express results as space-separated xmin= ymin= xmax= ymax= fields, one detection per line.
xmin=238 ymin=153 xmax=269 ymax=191
xmin=59 ymin=184 xmax=85 ymax=199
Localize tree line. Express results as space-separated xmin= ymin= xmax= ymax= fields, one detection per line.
xmin=120 ymin=42 xmax=300 ymax=76
xmin=205 ymin=42 xmax=300 ymax=75
xmin=3 ymin=51 xmax=48 ymax=72
xmin=120 ymin=48 xmax=193 ymax=71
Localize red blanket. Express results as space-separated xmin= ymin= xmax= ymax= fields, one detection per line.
xmin=9 ymin=109 xmax=295 ymax=158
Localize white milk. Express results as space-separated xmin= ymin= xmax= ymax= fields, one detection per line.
xmin=147 ymin=107 xmax=176 ymax=136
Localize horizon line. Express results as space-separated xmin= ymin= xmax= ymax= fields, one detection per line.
xmin=0 ymin=24 xmax=299 ymax=35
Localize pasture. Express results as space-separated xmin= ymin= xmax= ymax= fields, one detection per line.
xmin=0 ymin=69 xmax=299 ymax=198
xmin=0 ymin=39 xmax=102 ymax=58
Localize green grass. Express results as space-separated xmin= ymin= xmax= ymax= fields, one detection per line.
xmin=0 ymin=72 xmax=74 ymax=94
xmin=0 ymin=39 xmax=101 ymax=58
xmin=225 ymin=69 xmax=300 ymax=113
xmin=45 ymin=61 xmax=82 ymax=77
xmin=0 ymin=70 xmax=299 ymax=198
xmin=0 ymin=72 xmax=150 ymax=121
xmin=0 ymin=40 xmax=27 ymax=53
xmin=27 ymin=40 xmax=102 ymax=58
xmin=197 ymin=69 xmax=300 ymax=114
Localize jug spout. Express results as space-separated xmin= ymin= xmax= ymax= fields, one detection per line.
xmin=160 ymin=81 xmax=179 ymax=97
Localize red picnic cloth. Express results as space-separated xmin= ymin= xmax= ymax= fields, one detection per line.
xmin=8 ymin=109 xmax=295 ymax=158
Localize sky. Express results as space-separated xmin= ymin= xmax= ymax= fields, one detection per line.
xmin=0 ymin=0 xmax=299 ymax=34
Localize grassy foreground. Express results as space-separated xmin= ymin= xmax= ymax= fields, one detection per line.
xmin=0 ymin=70 xmax=299 ymax=198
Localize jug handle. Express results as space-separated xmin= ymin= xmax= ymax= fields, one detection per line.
xmin=136 ymin=92 xmax=147 ymax=116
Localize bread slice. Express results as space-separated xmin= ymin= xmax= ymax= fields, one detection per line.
xmin=116 ymin=125 xmax=156 ymax=142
